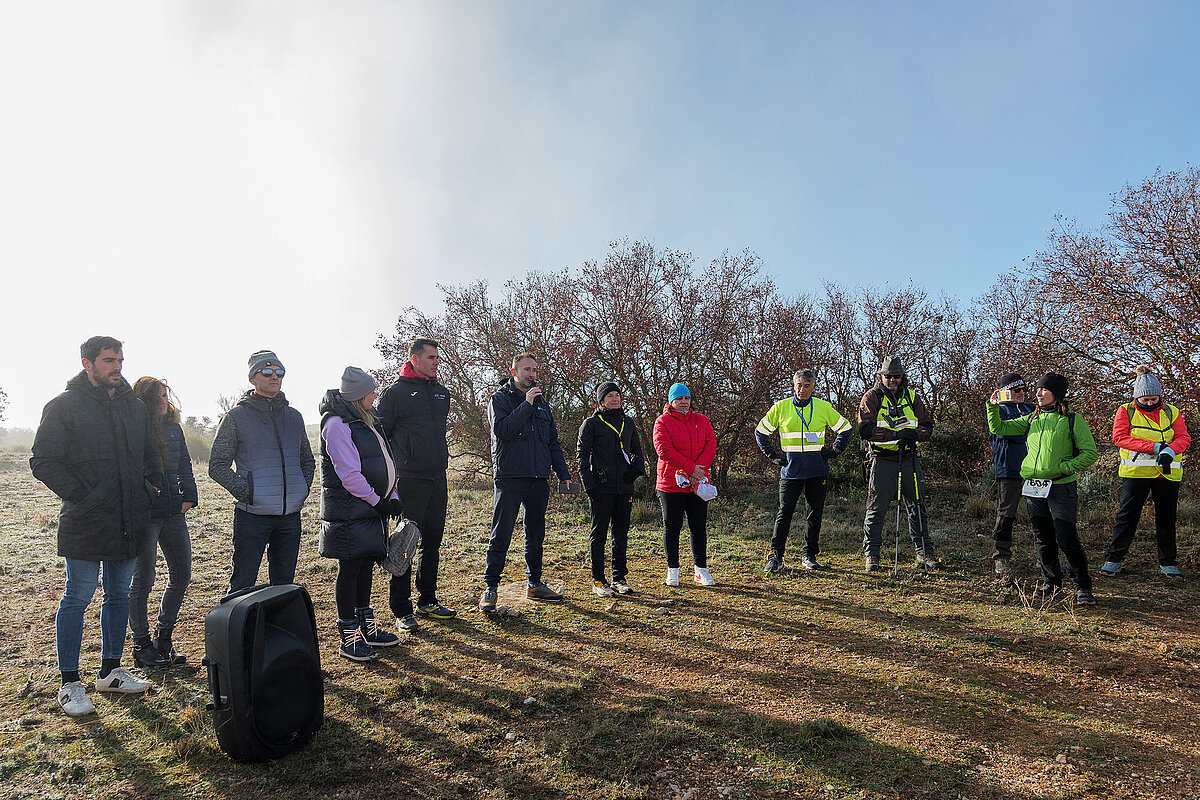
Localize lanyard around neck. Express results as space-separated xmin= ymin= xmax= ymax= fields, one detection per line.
xmin=793 ymin=397 xmax=813 ymax=430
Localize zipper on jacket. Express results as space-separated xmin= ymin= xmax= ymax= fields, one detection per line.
xmin=270 ymin=400 xmax=287 ymax=512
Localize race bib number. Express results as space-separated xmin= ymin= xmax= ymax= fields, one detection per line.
xmin=1022 ymin=479 xmax=1052 ymax=498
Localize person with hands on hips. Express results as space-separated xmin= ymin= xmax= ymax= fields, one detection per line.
xmin=653 ymin=383 xmax=718 ymax=586
xmin=1100 ymin=365 xmax=1190 ymax=577
xmin=318 ymin=367 xmax=402 ymax=663
xmin=577 ymin=381 xmax=646 ymax=597
xmin=986 ymin=372 xmax=1099 ymax=606
xmin=756 ymin=369 xmax=853 ymax=573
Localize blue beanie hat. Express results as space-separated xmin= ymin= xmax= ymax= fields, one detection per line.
xmin=668 ymin=383 xmax=690 ymax=402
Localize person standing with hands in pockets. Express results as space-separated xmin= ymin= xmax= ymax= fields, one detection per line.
xmin=987 ymin=372 xmax=1098 ymax=606
xmin=578 ymin=382 xmax=646 ymax=596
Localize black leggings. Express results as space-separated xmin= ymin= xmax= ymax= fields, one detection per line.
xmin=658 ymin=490 xmax=708 ymax=569
xmin=335 ymin=557 xmax=375 ymax=621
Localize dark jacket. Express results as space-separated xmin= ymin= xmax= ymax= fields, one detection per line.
xmin=30 ymin=372 xmax=163 ymax=561
xmin=208 ymin=390 xmax=315 ymax=515
xmin=377 ymin=367 xmax=450 ymax=478
xmin=577 ymin=408 xmax=646 ymax=494
xmin=150 ymin=421 xmax=199 ymax=518
xmin=990 ymin=401 xmax=1036 ymax=480
xmin=317 ymin=390 xmax=392 ymax=561
xmin=488 ymin=379 xmax=571 ymax=481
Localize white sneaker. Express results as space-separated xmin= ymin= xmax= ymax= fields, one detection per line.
xmin=694 ymin=566 xmax=716 ymax=586
xmin=665 ymin=567 xmax=680 ymax=587
xmin=593 ymin=581 xmax=614 ymax=597
xmin=57 ymin=681 xmax=95 ymax=717
xmin=94 ymin=667 xmax=152 ymax=694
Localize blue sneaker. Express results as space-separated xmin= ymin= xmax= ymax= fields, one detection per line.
xmin=1099 ymin=561 xmax=1121 ymax=576
xmin=1160 ymin=565 xmax=1183 ymax=578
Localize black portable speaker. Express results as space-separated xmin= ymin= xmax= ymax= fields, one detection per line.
xmin=202 ymin=584 xmax=324 ymax=762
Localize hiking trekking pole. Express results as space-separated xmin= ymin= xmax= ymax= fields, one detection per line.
xmin=893 ymin=448 xmax=903 ymax=577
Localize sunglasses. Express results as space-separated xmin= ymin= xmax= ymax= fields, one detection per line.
xmin=258 ymin=368 xmax=286 ymax=377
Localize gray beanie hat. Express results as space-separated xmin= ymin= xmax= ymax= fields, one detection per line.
xmin=1133 ymin=371 xmax=1162 ymax=399
xmin=247 ymin=350 xmax=284 ymax=380
xmin=340 ymin=366 xmax=377 ymax=402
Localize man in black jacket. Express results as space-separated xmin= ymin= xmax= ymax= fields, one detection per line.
xmin=577 ymin=382 xmax=645 ymax=596
xmin=31 ymin=336 xmax=161 ymax=716
xmin=377 ymin=338 xmax=455 ymax=631
xmin=479 ymin=353 xmax=573 ymax=611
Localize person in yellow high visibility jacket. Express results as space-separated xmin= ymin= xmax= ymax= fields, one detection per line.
xmin=1100 ymin=366 xmax=1190 ymax=578
xmin=859 ymin=356 xmax=939 ymax=572
xmin=755 ymin=369 xmax=853 ymax=572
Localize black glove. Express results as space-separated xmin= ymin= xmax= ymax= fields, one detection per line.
xmin=374 ymin=497 xmax=404 ymax=520
xmin=622 ymin=468 xmax=642 ymax=484
xmin=820 ymin=446 xmax=840 ymax=460
xmin=586 ymin=486 xmax=600 ymax=501
xmin=769 ymin=453 xmax=787 ymax=467
xmin=896 ymin=428 xmax=919 ymax=445
xmin=1157 ymin=452 xmax=1174 ymax=469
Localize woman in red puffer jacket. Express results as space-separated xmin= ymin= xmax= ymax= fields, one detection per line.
xmin=653 ymin=382 xmax=717 ymax=587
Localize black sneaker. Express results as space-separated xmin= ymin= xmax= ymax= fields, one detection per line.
xmin=417 ymin=602 xmax=457 ymax=619
xmin=479 ymin=586 xmax=498 ymax=613
xmin=527 ymin=583 xmax=564 ymax=602
xmin=1075 ymin=589 xmax=1097 ymax=607
xmin=764 ymin=553 xmax=783 ymax=574
xmin=1031 ymin=583 xmax=1061 ymax=603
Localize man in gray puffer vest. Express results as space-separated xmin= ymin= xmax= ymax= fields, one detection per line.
xmin=209 ymin=350 xmax=315 ymax=592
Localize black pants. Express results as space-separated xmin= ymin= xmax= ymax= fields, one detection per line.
xmin=991 ymin=478 xmax=1024 ymax=560
xmin=1105 ymin=477 xmax=1179 ymax=567
xmin=770 ymin=477 xmax=826 ymax=560
xmin=658 ymin=491 xmax=707 ymax=569
xmin=1026 ymin=483 xmax=1091 ymax=592
xmin=589 ymin=492 xmax=632 ymax=583
xmin=336 ymin=556 xmax=375 ymax=621
xmin=389 ymin=475 xmax=448 ymax=618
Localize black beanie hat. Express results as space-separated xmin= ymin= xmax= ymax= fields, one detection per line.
xmin=596 ymin=381 xmax=621 ymax=405
xmin=1036 ymin=372 xmax=1069 ymax=401
xmin=997 ymin=372 xmax=1024 ymax=389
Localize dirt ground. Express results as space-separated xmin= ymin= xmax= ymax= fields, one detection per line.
xmin=1 ymin=449 xmax=1199 ymax=799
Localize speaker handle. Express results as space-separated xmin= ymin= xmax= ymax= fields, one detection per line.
xmin=220 ymin=583 xmax=269 ymax=604
xmin=203 ymin=657 xmax=226 ymax=711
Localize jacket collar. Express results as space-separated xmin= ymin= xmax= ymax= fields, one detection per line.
xmin=400 ymin=362 xmax=434 ymax=381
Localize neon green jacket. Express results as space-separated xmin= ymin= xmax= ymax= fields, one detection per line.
xmin=985 ymin=403 xmax=1097 ymax=483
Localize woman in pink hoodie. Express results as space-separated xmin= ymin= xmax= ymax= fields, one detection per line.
xmin=653 ymin=382 xmax=717 ymax=586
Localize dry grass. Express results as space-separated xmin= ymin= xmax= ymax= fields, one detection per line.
xmin=1 ymin=450 xmax=1198 ymax=799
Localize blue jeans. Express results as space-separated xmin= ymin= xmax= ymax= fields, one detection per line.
xmin=484 ymin=478 xmax=550 ymax=587
xmin=229 ymin=509 xmax=302 ymax=592
xmin=129 ymin=513 xmax=192 ymax=640
xmin=57 ymin=557 xmax=137 ymax=673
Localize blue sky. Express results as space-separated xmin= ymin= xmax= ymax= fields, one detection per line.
xmin=0 ymin=1 xmax=1196 ymax=428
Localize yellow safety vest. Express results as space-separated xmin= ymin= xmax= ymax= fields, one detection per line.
xmin=872 ymin=389 xmax=919 ymax=453
xmin=1118 ymin=403 xmax=1183 ymax=481
xmin=756 ymin=397 xmax=852 ymax=454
